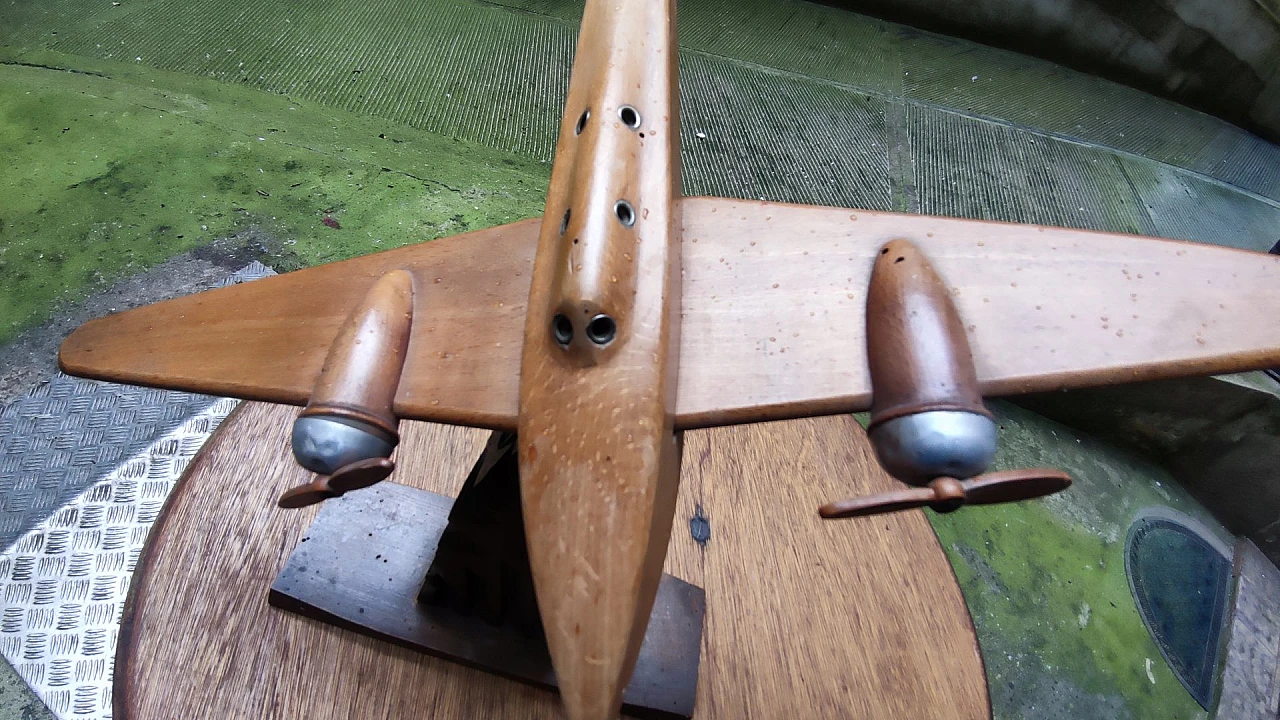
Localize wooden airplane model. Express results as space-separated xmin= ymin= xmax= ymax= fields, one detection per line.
xmin=58 ymin=0 xmax=1280 ymax=718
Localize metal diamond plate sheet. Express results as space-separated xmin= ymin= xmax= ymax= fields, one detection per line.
xmin=0 ymin=382 xmax=217 ymax=552
xmin=0 ymin=262 xmax=273 ymax=720
xmin=0 ymin=398 xmax=239 ymax=720
xmin=0 ymin=263 xmax=273 ymax=551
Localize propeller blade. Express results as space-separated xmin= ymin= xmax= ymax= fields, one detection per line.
xmin=818 ymin=487 xmax=937 ymax=519
xmin=276 ymin=458 xmax=395 ymax=509
xmin=819 ymin=468 xmax=1071 ymax=519
xmin=961 ymin=468 xmax=1072 ymax=505
xmin=325 ymin=457 xmax=395 ymax=494
xmin=277 ymin=480 xmax=336 ymax=509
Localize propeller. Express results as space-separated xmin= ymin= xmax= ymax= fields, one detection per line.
xmin=276 ymin=270 xmax=412 ymax=510
xmin=828 ymin=240 xmax=1073 ymax=520
xmin=277 ymin=457 xmax=396 ymax=509
xmin=819 ymin=468 xmax=1072 ymax=519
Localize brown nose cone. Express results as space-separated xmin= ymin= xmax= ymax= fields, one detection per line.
xmin=865 ymin=239 xmax=992 ymax=429
xmin=301 ymin=269 xmax=415 ymax=437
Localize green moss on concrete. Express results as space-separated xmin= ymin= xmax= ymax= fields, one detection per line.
xmin=0 ymin=51 xmax=549 ymax=344
xmin=929 ymin=401 xmax=1223 ymax=719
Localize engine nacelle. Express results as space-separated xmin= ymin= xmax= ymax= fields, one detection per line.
xmin=865 ymin=239 xmax=996 ymax=485
xmin=280 ymin=269 xmax=414 ymax=506
xmin=820 ymin=239 xmax=1072 ymax=519
xmin=292 ymin=414 xmax=397 ymax=476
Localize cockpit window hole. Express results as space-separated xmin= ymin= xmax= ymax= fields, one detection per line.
xmin=586 ymin=314 xmax=616 ymax=345
xmin=619 ymin=105 xmax=640 ymax=129
xmin=614 ymin=200 xmax=635 ymax=227
xmin=552 ymin=313 xmax=573 ymax=347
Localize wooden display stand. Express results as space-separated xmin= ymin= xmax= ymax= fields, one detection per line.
xmin=114 ymin=402 xmax=990 ymax=719
xmin=268 ymin=431 xmax=705 ymax=720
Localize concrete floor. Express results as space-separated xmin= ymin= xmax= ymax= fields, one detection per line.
xmin=2 ymin=0 xmax=1279 ymax=717
xmin=0 ymin=665 xmax=52 ymax=720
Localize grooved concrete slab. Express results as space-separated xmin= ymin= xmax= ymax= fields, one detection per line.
xmin=679 ymin=53 xmax=892 ymax=208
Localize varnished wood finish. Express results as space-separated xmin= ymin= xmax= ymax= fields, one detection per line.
xmin=961 ymin=468 xmax=1073 ymax=505
xmin=60 ymin=219 xmax=540 ymax=429
xmin=820 ymin=468 xmax=1073 ymax=518
xmin=276 ymin=457 xmax=395 ymax=508
xmin=117 ymin=404 xmax=989 ymax=719
xmin=299 ymin=269 xmax=414 ymax=438
xmin=865 ymin=239 xmax=990 ymax=429
xmin=675 ymin=197 xmax=1280 ymax=427
xmin=1218 ymin=540 xmax=1280 ymax=719
xmin=516 ymin=0 xmax=682 ymax=716
xmin=61 ymin=200 xmax=1280 ymax=434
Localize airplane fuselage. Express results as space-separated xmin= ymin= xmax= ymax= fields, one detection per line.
xmin=516 ymin=0 xmax=684 ymax=718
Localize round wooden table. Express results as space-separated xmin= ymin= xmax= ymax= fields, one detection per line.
xmin=115 ymin=403 xmax=990 ymax=718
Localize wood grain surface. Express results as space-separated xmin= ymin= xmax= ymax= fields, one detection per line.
xmin=117 ymin=403 xmax=990 ymax=719
xmin=864 ymin=238 xmax=990 ymax=427
xmin=514 ymin=0 xmax=683 ymax=715
xmin=675 ymin=197 xmax=1280 ymax=428
xmin=63 ymin=199 xmax=1280 ymax=433
xmin=61 ymin=218 xmax=541 ymax=430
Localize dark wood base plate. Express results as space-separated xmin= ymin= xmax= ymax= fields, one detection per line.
xmin=268 ymin=481 xmax=705 ymax=720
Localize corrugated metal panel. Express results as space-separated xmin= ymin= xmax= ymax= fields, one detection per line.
xmin=677 ymin=0 xmax=903 ymax=97
xmin=49 ymin=0 xmax=576 ymax=162
xmin=12 ymin=0 xmax=1280 ymax=203
xmin=899 ymin=27 xmax=1280 ymax=204
xmin=1188 ymin=128 xmax=1280 ymax=201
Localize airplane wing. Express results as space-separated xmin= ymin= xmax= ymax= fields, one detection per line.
xmin=60 ymin=199 xmax=1280 ymax=431
xmin=673 ymin=197 xmax=1280 ymax=427
xmin=60 ymin=219 xmax=538 ymax=431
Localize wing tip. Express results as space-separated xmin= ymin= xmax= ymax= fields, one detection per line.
xmin=58 ymin=315 xmax=114 ymax=379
